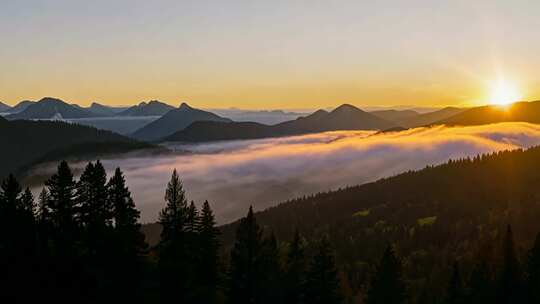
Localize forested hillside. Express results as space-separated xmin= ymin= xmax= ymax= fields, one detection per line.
xmin=4 ymin=151 xmax=540 ymax=303
xmin=220 ymin=146 xmax=540 ymax=302
xmin=0 ymin=120 xmax=153 ymax=178
xmin=438 ymin=100 xmax=540 ymax=126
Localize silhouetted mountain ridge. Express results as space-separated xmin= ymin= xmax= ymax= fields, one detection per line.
xmin=165 ymin=104 xmax=396 ymax=142
xmin=437 ymin=100 xmax=540 ymax=125
xmin=132 ymin=102 xmax=232 ymax=141
xmin=0 ymin=102 xmax=10 ymax=112
xmin=117 ymin=100 xmax=174 ymax=117
xmin=0 ymin=119 xmax=154 ymax=178
xmin=371 ymin=107 xmax=465 ymax=128
xmin=6 ymin=97 xmax=101 ymax=120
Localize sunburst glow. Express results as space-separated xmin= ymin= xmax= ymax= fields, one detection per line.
xmin=489 ymin=79 xmax=522 ymax=106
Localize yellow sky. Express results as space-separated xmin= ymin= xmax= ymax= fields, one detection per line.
xmin=1 ymin=1 xmax=539 ymax=109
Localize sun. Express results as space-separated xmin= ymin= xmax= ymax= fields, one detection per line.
xmin=489 ymin=79 xmax=522 ymax=106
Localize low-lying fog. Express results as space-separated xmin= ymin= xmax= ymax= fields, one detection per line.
xmin=30 ymin=122 xmax=540 ymax=224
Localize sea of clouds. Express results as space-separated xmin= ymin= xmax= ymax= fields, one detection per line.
xmin=29 ymin=122 xmax=540 ymax=224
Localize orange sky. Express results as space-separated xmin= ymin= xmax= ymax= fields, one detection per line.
xmin=1 ymin=1 xmax=539 ymax=109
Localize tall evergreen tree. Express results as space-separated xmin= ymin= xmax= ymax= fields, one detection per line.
xmin=45 ymin=161 xmax=88 ymax=301
xmin=0 ymin=174 xmax=21 ymax=216
xmin=186 ymin=200 xmax=199 ymax=234
xmin=0 ymin=175 xmax=38 ymax=302
xmin=45 ymin=160 xmax=77 ymax=247
xmin=159 ymin=169 xmax=189 ymax=242
xmin=445 ymin=261 xmax=464 ymax=304
xmin=37 ymin=188 xmax=50 ymax=225
xmin=496 ymin=225 xmax=523 ymax=304
xmin=196 ymin=200 xmax=221 ymax=303
xmin=366 ymin=245 xmax=407 ymax=304
xmin=20 ymin=187 xmax=36 ymax=218
xmin=0 ymin=174 xmax=22 ymax=252
xmin=108 ymin=167 xmax=145 ymax=257
xmin=525 ymin=232 xmax=540 ymax=303
xmin=158 ymin=169 xmax=192 ymax=303
xmin=107 ymin=167 xmax=146 ymax=301
xmin=77 ymin=161 xmax=111 ymax=229
xmin=284 ymin=230 xmax=307 ymax=304
xmin=304 ymin=237 xmax=342 ymax=304
xmin=229 ymin=206 xmax=265 ymax=304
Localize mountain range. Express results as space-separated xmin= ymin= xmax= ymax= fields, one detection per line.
xmin=164 ymin=104 xmax=397 ymax=142
xmin=4 ymin=100 xmax=36 ymax=114
xmin=87 ymin=102 xmax=129 ymax=116
xmin=371 ymin=107 xmax=465 ymax=128
xmin=132 ymin=102 xmax=232 ymax=141
xmin=116 ymin=100 xmax=174 ymax=117
xmin=6 ymin=97 xmax=102 ymax=120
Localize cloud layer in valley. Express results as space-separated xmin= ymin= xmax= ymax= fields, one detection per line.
xmin=29 ymin=122 xmax=540 ymax=224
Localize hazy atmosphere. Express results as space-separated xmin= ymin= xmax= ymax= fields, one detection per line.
xmin=5 ymin=1 xmax=540 ymax=302
xmin=28 ymin=122 xmax=540 ymax=223
xmin=2 ymin=0 xmax=540 ymax=108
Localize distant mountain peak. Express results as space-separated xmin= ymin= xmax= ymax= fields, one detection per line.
xmin=332 ymin=104 xmax=362 ymax=113
xmin=39 ymin=97 xmax=65 ymax=104
xmin=179 ymin=102 xmax=192 ymax=110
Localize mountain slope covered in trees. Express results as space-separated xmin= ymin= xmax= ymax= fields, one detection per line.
xmin=0 ymin=119 xmax=153 ymax=178
xmin=219 ymin=145 xmax=540 ymax=302
xmin=371 ymin=107 xmax=465 ymax=128
xmin=165 ymin=104 xmax=396 ymax=142
xmin=438 ymin=100 xmax=540 ymax=126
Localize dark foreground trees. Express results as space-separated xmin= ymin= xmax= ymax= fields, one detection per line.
xmin=5 ymin=160 xmax=540 ymax=303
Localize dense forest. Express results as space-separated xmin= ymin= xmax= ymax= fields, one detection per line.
xmin=0 ymin=119 xmax=154 ymax=178
xmin=3 ymin=146 xmax=540 ymax=302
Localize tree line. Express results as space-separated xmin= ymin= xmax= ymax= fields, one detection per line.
xmin=2 ymin=159 xmax=540 ymax=303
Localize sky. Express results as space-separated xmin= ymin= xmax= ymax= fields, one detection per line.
xmin=2 ymin=0 xmax=540 ymax=109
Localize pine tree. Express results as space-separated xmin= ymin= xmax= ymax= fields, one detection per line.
xmin=158 ymin=169 xmax=192 ymax=303
xmin=186 ymin=201 xmax=199 ymax=234
xmin=525 ymin=232 xmax=540 ymax=303
xmin=19 ymin=187 xmax=36 ymax=241
xmin=20 ymin=187 xmax=36 ymax=218
xmin=445 ymin=261 xmax=464 ymax=304
xmin=159 ymin=169 xmax=189 ymax=243
xmin=45 ymin=160 xmax=77 ymax=247
xmin=77 ymin=161 xmax=111 ymax=228
xmin=0 ymin=174 xmax=21 ymax=215
xmin=366 ymin=245 xmax=407 ymax=304
xmin=304 ymin=237 xmax=343 ymax=304
xmin=284 ymin=230 xmax=307 ymax=304
xmin=108 ymin=167 xmax=145 ymax=257
xmin=196 ymin=200 xmax=221 ymax=302
xmin=0 ymin=174 xmax=22 ymax=252
xmin=229 ymin=206 xmax=265 ymax=304
xmin=496 ymin=225 xmax=523 ymax=304
xmin=107 ymin=167 xmax=146 ymax=301
xmin=0 ymin=176 xmax=38 ymax=302
xmin=37 ymin=188 xmax=50 ymax=225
